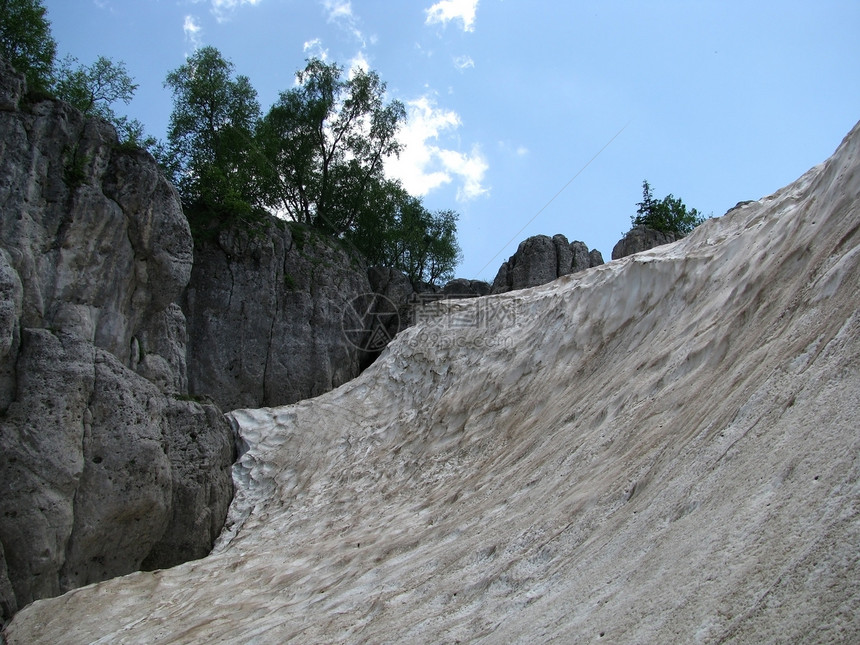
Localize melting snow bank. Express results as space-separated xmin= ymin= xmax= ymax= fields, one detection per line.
xmin=5 ymin=122 xmax=860 ymax=643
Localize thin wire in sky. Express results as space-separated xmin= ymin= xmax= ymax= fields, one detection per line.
xmin=475 ymin=121 xmax=630 ymax=279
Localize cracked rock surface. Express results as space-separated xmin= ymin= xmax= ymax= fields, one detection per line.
xmin=0 ymin=59 xmax=233 ymax=624
xmin=183 ymin=222 xmax=373 ymax=411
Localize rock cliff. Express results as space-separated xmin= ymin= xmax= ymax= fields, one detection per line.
xmin=0 ymin=59 xmax=233 ymax=623
xmin=183 ymin=221 xmax=374 ymax=410
xmin=7 ymin=120 xmax=858 ymax=644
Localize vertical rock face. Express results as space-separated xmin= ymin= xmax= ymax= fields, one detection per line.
xmin=0 ymin=59 xmax=234 ymax=623
xmin=611 ymin=225 xmax=677 ymax=259
xmin=491 ymin=233 xmax=604 ymax=294
xmin=183 ymin=221 xmax=375 ymax=410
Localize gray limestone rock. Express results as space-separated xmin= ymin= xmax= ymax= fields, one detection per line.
xmin=142 ymin=398 xmax=235 ymax=570
xmin=553 ymin=234 xmax=574 ymax=276
xmin=569 ymin=240 xmax=591 ymax=273
xmin=368 ymin=265 xmax=414 ymax=305
xmin=441 ymin=278 xmax=491 ymax=297
xmin=509 ymin=235 xmax=558 ymax=290
xmin=491 ymin=234 xmax=603 ymax=294
xmin=0 ymin=76 xmax=190 ymax=391
xmin=491 ymin=260 xmax=511 ymax=293
xmin=367 ymin=265 xmax=415 ymax=346
xmin=0 ymin=329 xmax=93 ymax=607
xmin=611 ymin=225 xmax=677 ymax=260
xmin=183 ymin=220 xmax=373 ymax=410
xmin=57 ymin=348 xmax=174 ymax=592
xmin=0 ymin=250 xmax=22 ymax=412
xmin=0 ymin=58 xmax=23 ymax=111
xmin=0 ymin=332 xmax=234 ymax=609
xmin=0 ymin=58 xmax=233 ymax=624
xmin=0 ymin=541 xmax=14 ymax=627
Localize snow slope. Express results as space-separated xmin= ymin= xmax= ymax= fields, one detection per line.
xmin=5 ymin=122 xmax=860 ymax=643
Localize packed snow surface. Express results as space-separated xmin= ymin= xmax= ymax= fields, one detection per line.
xmin=5 ymin=123 xmax=860 ymax=643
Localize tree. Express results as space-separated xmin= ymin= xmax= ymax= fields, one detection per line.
xmin=162 ymin=50 xmax=461 ymax=281
xmin=53 ymin=55 xmax=151 ymax=147
xmin=349 ymin=183 xmax=461 ymax=284
xmin=632 ymin=179 xmax=705 ymax=237
xmin=164 ymin=46 xmax=261 ymax=215
xmin=398 ymin=205 xmax=461 ymax=284
xmin=0 ymin=0 xmax=56 ymax=93
xmin=258 ymin=58 xmax=406 ymax=234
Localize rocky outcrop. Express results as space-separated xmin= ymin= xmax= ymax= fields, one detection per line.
xmin=611 ymin=225 xmax=677 ymax=259
xmin=491 ymin=233 xmax=603 ymax=294
xmin=0 ymin=59 xmax=233 ymax=623
xmin=183 ymin=221 xmax=375 ymax=410
xmin=442 ymin=278 xmax=491 ymax=297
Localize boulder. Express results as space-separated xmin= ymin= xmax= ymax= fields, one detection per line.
xmin=441 ymin=278 xmax=491 ymax=297
xmin=569 ymin=239 xmax=591 ymax=274
xmin=491 ymin=233 xmax=604 ymax=293
xmin=611 ymin=225 xmax=677 ymax=260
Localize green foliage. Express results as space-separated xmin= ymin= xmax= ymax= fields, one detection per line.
xmin=62 ymin=143 xmax=90 ymax=188
xmin=162 ymin=49 xmax=460 ymax=284
xmin=0 ymin=0 xmax=56 ymax=93
xmin=53 ymin=55 xmax=152 ymax=148
xmin=349 ymin=182 xmax=462 ymax=284
xmin=54 ymin=55 xmax=136 ymax=117
xmin=163 ymin=46 xmax=262 ymax=216
xmin=257 ymin=58 xmax=405 ymax=234
xmin=396 ymin=205 xmax=461 ymax=285
xmin=283 ymin=273 xmax=297 ymax=291
xmin=632 ymin=180 xmax=705 ymax=237
xmin=289 ymin=222 xmax=308 ymax=251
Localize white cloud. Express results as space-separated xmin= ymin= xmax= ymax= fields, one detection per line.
xmin=210 ymin=0 xmax=261 ymax=23
xmin=453 ymin=55 xmax=475 ymax=71
xmin=387 ymin=96 xmax=489 ymax=202
xmin=320 ymin=0 xmax=366 ymax=45
xmin=498 ymin=141 xmax=529 ymax=158
xmin=183 ymin=15 xmax=203 ymax=49
xmin=438 ymin=146 xmax=489 ymax=200
xmin=348 ymin=51 xmax=370 ymax=76
xmin=303 ymin=38 xmax=329 ymax=60
xmin=321 ymin=0 xmax=352 ymax=21
xmin=425 ymin=0 xmax=479 ymax=32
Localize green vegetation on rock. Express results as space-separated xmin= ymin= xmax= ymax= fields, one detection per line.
xmin=0 ymin=0 xmax=56 ymax=93
xmin=631 ymin=179 xmax=706 ymax=237
xmin=2 ymin=4 xmax=462 ymax=285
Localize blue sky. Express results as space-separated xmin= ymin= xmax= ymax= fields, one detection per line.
xmin=43 ymin=0 xmax=859 ymax=281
